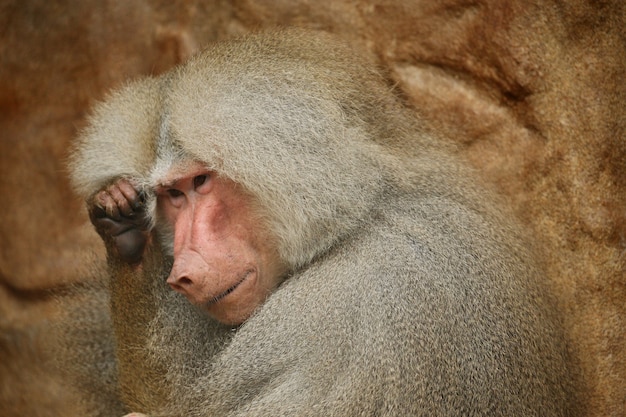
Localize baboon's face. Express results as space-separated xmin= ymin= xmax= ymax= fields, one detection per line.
xmin=158 ymin=161 xmax=286 ymax=325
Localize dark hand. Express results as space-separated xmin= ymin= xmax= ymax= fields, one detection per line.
xmin=88 ymin=178 xmax=150 ymax=265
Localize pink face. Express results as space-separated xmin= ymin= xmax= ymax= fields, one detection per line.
xmin=156 ymin=162 xmax=286 ymax=325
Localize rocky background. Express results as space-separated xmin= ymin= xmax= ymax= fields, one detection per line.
xmin=0 ymin=1 xmax=624 ymax=416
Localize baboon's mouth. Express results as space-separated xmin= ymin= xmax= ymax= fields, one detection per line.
xmin=205 ymin=270 xmax=253 ymax=306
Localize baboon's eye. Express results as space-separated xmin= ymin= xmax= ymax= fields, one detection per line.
xmin=167 ymin=188 xmax=184 ymax=198
xmin=193 ymin=174 xmax=208 ymax=189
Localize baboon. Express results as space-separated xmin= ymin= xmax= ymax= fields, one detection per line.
xmin=66 ymin=29 xmax=577 ymax=416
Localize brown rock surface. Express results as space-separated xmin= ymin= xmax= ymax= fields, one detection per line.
xmin=0 ymin=1 xmax=623 ymax=415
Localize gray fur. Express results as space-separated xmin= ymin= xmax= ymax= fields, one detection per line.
xmin=67 ymin=29 xmax=579 ymax=416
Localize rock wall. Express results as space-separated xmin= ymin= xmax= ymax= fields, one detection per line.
xmin=0 ymin=1 xmax=623 ymax=415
